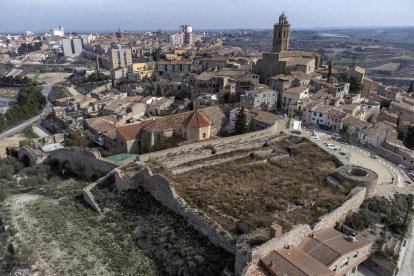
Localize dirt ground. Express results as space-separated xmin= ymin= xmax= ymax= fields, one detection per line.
xmin=0 ymin=133 xmax=25 ymax=158
xmin=25 ymin=73 xmax=72 ymax=85
xmin=172 ymin=143 xmax=345 ymax=235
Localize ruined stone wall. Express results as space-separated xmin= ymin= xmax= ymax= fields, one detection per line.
xmin=82 ymin=172 xmax=115 ymax=214
xmin=48 ymin=148 xmax=118 ymax=179
xmin=18 ymin=147 xmax=47 ymax=166
xmin=236 ymin=225 xmax=313 ymax=275
xmin=138 ymin=126 xmax=284 ymax=164
xmin=114 ymin=163 xmax=236 ymax=254
xmin=312 ymin=187 xmax=366 ymax=231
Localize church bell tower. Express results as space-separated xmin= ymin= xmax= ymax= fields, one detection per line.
xmin=272 ymin=12 xmax=291 ymax=53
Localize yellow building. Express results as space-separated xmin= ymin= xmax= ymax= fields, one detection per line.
xmin=109 ymin=48 xmax=132 ymax=69
xmin=128 ymin=63 xmax=155 ymax=81
xmin=165 ymin=53 xmax=178 ymax=61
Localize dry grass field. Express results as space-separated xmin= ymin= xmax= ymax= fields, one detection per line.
xmin=172 ymin=143 xmax=345 ymax=236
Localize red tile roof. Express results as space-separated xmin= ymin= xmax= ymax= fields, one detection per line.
xmin=261 ymin=247 xmax=335 ymax=276
xmin=116 ymin=120 xmax=154 ymax=141
xmin=182 ymin=110 xmax=212 ymax=128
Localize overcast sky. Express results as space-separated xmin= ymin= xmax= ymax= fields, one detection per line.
xmin=1 ymin=0 xmax=414 ymax=33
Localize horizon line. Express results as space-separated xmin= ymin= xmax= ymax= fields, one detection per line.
xmin=2 ymin=25 xmax=414 ymax=34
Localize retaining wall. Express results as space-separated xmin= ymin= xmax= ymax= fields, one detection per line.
xmin=48 ymin=148 xmax=118 ymax=179
xmin=312 ymin=187 xmax=366 ymax=231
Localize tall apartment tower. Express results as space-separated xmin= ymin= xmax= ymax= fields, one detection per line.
xmin=180 ymin=25 xmax=193 ymax=45
xmin=272 ymin=12 xmax=290 ymax=53
xmin=62 ymin=38 xmax=83 ymax=58
xmin=109 ymin=48 xmax=132 ymax=69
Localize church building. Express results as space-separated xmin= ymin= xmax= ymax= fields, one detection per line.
xmin=255 ymin=13 xmax=322 ymax=84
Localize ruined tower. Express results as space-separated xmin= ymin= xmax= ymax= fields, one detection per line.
xmin=272 ymin=12 xmax=291 ymax=53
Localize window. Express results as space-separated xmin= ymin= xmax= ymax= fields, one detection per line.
xmin=203 ymin=133 xmax=206 ymax=138
xmin=353 ymin=251 xmax=358 ymax=258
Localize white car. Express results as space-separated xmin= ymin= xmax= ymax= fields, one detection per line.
xmin=332 ymin=133 xmax=342 ymax=140
xmin=327 ymin=144 xmax=337 ymax=150
xmin=408 ymin=173 xmax=414 ymax=181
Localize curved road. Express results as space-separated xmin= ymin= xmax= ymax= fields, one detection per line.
xmin=0 ymin=84 xmax=52 ymax=139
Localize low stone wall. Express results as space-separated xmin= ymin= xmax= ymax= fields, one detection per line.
xmin=18 ymin=147 xmax=47 ymax=166
xmin=336 ymin=165 xmax=378 ymax=188
xmin=312 ymin=187 xmax=366 ymax=231
xmin=367 ymin=143 xmax=403 ymax=165
xmin=138 ymin=126 xmax=285 ymax=165
xmin=82 ymin=172 xmax=115 ymax=214
xmin=236 ymin=224 xmax=313 ymax=275
xmin=171 ymin=153 xmax=249 ymax=175
xmin=115 ymin=162 xmax=236 ymax=254
xmin=48 ymin=148 xmax=118 ymax=179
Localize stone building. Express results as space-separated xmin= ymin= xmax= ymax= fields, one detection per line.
xmin=254 ymin=13 xmax=322 ymax=84
xmin=240 ymin=89 xmax=278 ymax=112
xmin=140 ymin=106 xmax=227 ymax=153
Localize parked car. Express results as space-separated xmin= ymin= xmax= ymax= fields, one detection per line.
xmin=399 ymin=164 xmax=407 ymax=169
xmin=332 ymin=133 xmax=342 ymax=140
xmin=327 ymin=144 xmax=337 ymax=150
xmin=408 ymin=173 xmax=414 ymax=181
xmin=319 ymin=124 xmax=330 ymax=130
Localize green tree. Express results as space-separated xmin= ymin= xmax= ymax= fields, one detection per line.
xmin=234 ymin=107 xmax=247 ymax=134
xmin=349 ymin=77 xmax=364 ymax=94
xmin=65 ymin=132 xmax=90 ymax=148
xmin=156 ymin=85 xmax=162 ymax=97
xmin=144 ymin=85 xmax=155 ymax=95
xmin=152 ymin=48 xmax=161 ymax=62
xmin=404 ymin=126 xmax=414 ymax=150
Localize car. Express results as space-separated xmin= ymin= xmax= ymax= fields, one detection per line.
xmin=332 ymin=133 xmax=342 ymax=140
xmin=313 ymin=136 xmax=320 ymax=141
xmin=319 ymin=124 xmax=330 ymax=130
xmin=408 ymin=173 xmax=414 ymax=181
xmin=399 ymin=164 xmax=407 ymax=169
xmin=409 ymin=170 xmax=414 ymax=174
xmin=327 ymin=144 xmax=337 ymax=150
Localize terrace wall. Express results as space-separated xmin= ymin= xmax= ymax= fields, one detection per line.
xmin=137 ymin=125 xmax=285 ymax=166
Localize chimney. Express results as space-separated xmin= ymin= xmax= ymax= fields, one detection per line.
xmin=270 ymin=224 xmax=283 ymax=238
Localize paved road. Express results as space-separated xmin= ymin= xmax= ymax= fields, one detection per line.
xmin=0 ymin=84 xmax=52 ymax=139
xmin=6 ymin=54 xmax=29 ymax=77
xmin=399 ymin=219 xmax=414 ymax=276
xmin=67 ymin=85 xmax=81 ymax=96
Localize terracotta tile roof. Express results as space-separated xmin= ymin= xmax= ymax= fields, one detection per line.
xmin=284 ymin=86 xmax=309 ymax=95
xmin=157 ymin=60 xmax=193 ymax=65
xmin=342 ymin=116 xmax=372 ymax=129
xmin=85 ymin=117 xmax=118 ymax=140
xmin=250 ymin=109 xmax=282 ymax=125
xmin=182 ymin=110 xmax=212 ymax=128
xmin=143 ymin=106 xmax=226 ymax=133
xmin=261 ymin=247 xmax=334 ymax=276
xmin=299 ymin=228 xmax=373 ymax=266
xmin=116 ymin=120 xmax=154 ymax=141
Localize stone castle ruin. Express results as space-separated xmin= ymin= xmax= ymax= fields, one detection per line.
xmin=18 ymin=127 xmax=371 ymax=275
